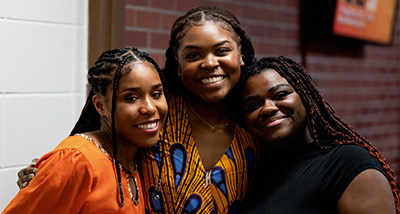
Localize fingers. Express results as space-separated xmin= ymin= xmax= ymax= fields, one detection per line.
xmin=17 ymin=174 xmax=35 ymax=189
xmin=17 ymin=160 xmax=38 ymax=177
xmin=17 ymin=159 xmax=39 ymax=189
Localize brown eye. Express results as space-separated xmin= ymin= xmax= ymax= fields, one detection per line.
xmin=126 ymin=96 xmax=139 ymax=101
xmin=215 ymin=48 xmax=230 ymax=55
xmin=273 ymin=91 xmax=290 ymax=100
xmin=244 ymin=102 xmax=262 ymax=113
xmin=152 ymin=91 xmax=163 ymax=99
xmin=185 ymin=52 xmax=201 ymax=59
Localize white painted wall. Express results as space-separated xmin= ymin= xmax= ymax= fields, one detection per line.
xmin=0 ymin=0 xmax=88 ymax=210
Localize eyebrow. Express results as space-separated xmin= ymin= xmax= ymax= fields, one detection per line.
xmin=182 ymin=40 xmax=232 ymax=51
xmin=121 ymin=83 xmax=163 ymax=93
xmin=268 ymin=83 xmax=290 ymax=93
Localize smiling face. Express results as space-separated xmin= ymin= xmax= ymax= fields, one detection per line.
xmin=176 ymin=21 xmax=243 ymax=103
xmin=242 ymin=69 xmax=307 ymax=148
xmin=101 ymin=62 xmax=168 ymax=148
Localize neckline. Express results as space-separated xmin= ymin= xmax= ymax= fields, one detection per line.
xmin=76 ymin=134 xmax=138 ymax=174
xmin=75 ymin=134 xmax=140 ymax=205
xmin=182 ymin=101 xmax=239 ymax=172
xmin=186 ymin=100 xmax=232 ymax=132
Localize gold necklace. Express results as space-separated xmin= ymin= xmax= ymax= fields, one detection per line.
xmin=187 ymin=101 xmax=231 ymax=132
xmin=120 ymin=162 xmax=140 ymax=205
xmin=127 ymin=173 xmax=139 ymax=205
xmin=80 ymin=133 xmax=140 ymax=206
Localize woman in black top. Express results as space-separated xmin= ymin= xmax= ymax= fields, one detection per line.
xmin=238 ymin=56 xmax=398 ymax=214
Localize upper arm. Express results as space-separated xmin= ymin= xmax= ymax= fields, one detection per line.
xmin=337 ymin=169 xmax=396 ymax=214
xmin=3 ymin=149 xmax=93 ymax=213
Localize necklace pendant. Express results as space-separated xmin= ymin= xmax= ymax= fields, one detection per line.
xmin=210 ymin=126 xmax=221 ymax=132
xmin=126 ymin=166 xmax=140 ymax=206
xmin=187 ymin=102 xmax=231 ymax=132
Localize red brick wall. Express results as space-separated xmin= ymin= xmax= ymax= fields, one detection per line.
xmin=125 ymin=0 xmax=400 ymax=180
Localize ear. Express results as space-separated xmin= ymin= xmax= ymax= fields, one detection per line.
xmin=175 ymin=56 xmax=182 ymax=77
xmin=240 ymin=55 xmax=245 ymax=66
xmin=92 ymin=94 xmax=107 ymax=116
xmin=238 ymin=45 xmax=245 ymax=66
xmin=177 ymin=68 xmax=182 ymax=77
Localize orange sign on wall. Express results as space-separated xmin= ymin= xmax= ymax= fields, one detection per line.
xmin=333 ymin=0 xmax=397 ymax=44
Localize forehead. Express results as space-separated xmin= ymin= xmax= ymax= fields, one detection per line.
xmin=249 ymin=69 xmax=287 ymax=85
xmin=178 ymin=21 xmax=239 ymax=46
xmin=120 ymin=62 xmax=160 ymax=84
xmin=243 ymin=69 xmax=288 ymax=94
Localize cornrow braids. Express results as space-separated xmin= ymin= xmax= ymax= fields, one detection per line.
xmin=111 ymin=55 xmax=128 ymax=207
xmin=164 ymin=6 xmax=255 ymax=93
xmin=70 ymin=47 xmax=169 ymax=208
xmin=240 ymin=56 xmax=400 ymax=212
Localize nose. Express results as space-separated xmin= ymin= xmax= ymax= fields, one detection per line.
xmin=139 ymin=97 xmax=156 ymax=115
xmin=259 ymin=99 xmax=278 ymax=116
xmin=201 ymin=54 xmax=219 ymax=70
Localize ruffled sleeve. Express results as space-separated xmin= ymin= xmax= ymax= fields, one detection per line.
xmin=3 ymin=147 xmax=93 ymax=213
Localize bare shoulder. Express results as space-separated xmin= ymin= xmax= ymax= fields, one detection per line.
xmin=337 ymin=169 xmax=396 ymax=214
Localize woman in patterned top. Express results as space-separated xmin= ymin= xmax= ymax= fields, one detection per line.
xmin=140 ymin=6 xmax=259 ymax=214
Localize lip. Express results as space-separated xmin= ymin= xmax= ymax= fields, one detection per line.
xmin=258 ymin=116 xmax=286 ymax=129
xmin=135 ymin=120 xmax=160 ymax=134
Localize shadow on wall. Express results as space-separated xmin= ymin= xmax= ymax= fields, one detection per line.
xmin=300 ymin=0 xmax=365 ymax=59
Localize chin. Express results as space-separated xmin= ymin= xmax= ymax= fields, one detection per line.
xmin=202 ymin=92 xmax=230 ymax=103
xmin=141 ymin=141 xmax=158 ymax=148
xmin=260 ymin=140 xmax=290 ymax=150
xmin=146 ymin=137 xmax=161 ymax=147
xmin=258 ymin=134 xmax=288 ymax=146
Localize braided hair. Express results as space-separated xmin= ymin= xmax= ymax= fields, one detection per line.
xmin=240 ymin=56 xmax=400 ymax=212
xmin=164 ymin=6 xmax=255 ymax=93
xmin=70 ymin=47 xmax=168 ymax=207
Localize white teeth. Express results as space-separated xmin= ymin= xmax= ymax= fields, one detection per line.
xmin=137 ymin=122 xmax=157 ymax=129
xmin=201 ymin=76 xmax=223 ymax=84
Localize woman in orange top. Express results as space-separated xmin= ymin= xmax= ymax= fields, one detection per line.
xmin=2 ymin=47 xmax=168 ymax=213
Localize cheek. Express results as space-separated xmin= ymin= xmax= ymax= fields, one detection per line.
xmin=226 ymin=56 xmax=241 ymax=73
xmin=244 ymin=115 xmax=267 ymax=141
xmin=116 ymin=105 xmax=138 ymax=120
xmin=180 ymin=66 xmax=197 ymax=87
xmin=180 ymin=61 xmax=196 ymax=75
xmin=231 ymin=73 xmax=240 ymax=86
xmin=158 ymin=101 xmax=169 ymax=120
xmin=294 ymin=100 xmax=307 ymax=120
xmin=297 ymin=109 xmax=307 ymax=128
xmin=244 ymin=113 xmax=257 ymax=130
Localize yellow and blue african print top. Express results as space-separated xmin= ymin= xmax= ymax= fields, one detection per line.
xmin=141 ymin=94 xmax=259 ymax=214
